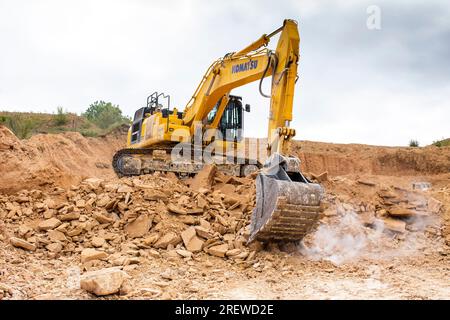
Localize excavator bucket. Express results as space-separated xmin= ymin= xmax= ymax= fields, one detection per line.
xmin=248 ymin=154 xmax=324 ymax=243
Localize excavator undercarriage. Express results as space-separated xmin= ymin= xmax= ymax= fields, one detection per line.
xmin=112 ymin=145 xmax=260 ymax=178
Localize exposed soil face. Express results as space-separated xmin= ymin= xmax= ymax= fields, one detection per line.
xmin=0 ymin=126 xmax=449 ymax=300
xmin=0 ymin=125 xmax=125 ymax=194
xmin=2 ymin=123 xmax=449 ymax=193
xmin=294 ymin=140 xmax=450 ymax=176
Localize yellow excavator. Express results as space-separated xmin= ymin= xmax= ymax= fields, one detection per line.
xmin=113 ymin=19 xmax=324 ymax=243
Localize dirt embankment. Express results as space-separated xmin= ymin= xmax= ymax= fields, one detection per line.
xmin=293 ymin=140 xmax=450 ymax=176
xmin=0 ymin=125 xmax=126 ymax=193
xmin=1 ymin=125 xmax=449 ymax=193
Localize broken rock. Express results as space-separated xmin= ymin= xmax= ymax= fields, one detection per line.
xmin=154 ymin=232 xmax=181 ymax=249
xmin=178 ymin=215 xmax=197 ymax=225
xmin=38 ymin=218 xmax=62 ymax=231
xmin=93 ymin=211 xmax=114 ymax=224
xmin=47 ymin=230 xmax=67 ymax=242
xmin=143 ymin=233 xmax=160 ymax=246
xmin=46 ymin=242 xmax=63 ymax=253
xmin=17 ymin=225 xmax=33 ymax=238
xmin=10 ymin=237 xmax=36 ymax=251
xmin=83 ymin=178 xmax=104 ymax=190
xmin=76 ymin=199 xmax=86 ymax=208
xmin=167 ymin=203 xmax=187 ymax=215
xmin=59 ymin=212 xmax=80 ymax=221
xmin=195 ymin=226 xmax=214 ymax=239
xmin=181 ymin=227 xmax=204 ymax=252
xmin=181 ymin=227 xmax=196 ymax=245
xmin=190 ymin=165 xmax=216 ymax=191
xmin=80 ymin=267 xmax=128 ymax=296
xmin=125 ymin=214 xmax=151 ymax=238
xmin=143 ymin=190 xmax=168 ymax=201
xmin=91 ymin=236 xmax=106 ymax=247
xmin=176 ymin=249 xmax=193 ymax=258
xmin=225 ymin=248 xmax=241 ymax=257
xmin=382 ymin=217 xmax=406 ymax=233
xmin=428 ymin=197 xmax=443 ymax=214
xmin=185 ymin=236 xmax=204 ymax=253
xmin=207 ymin=243 xmax=228 ymax=257
xmin=117 ymin=185 xmax=133 ymax=193
xmin=388 ymin=206 xmax=428 ymax=218
xmin=81 ymin=248 xmax=109 ymax=263
xmin=359 ymin=211 xmax=376 ymax=225
xmin=197 ymin=196 xmax=208 ymax=209
xmin=96 ymin=195 xmax=111 ymax=207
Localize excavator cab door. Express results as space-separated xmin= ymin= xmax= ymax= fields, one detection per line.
xmin=218 ymin=95 xmax=244 ymax=142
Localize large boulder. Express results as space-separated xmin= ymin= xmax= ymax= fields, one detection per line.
xmin=80 ymin=267 xmax=128 ymax=296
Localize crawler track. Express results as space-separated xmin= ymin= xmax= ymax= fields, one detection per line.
xmin=112 ymin=146 xmax=260 ymax=177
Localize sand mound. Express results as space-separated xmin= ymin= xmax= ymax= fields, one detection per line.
xmin=0 ymin=126 xmax=21 ymax=150
xmin=0 ymin=125 xmax=126 ymax=193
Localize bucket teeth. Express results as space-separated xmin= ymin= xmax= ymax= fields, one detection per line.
xmin=249 ymin=173 xmax=324 ymax=243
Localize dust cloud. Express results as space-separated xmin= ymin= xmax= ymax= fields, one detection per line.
xmin=300 ymin=210 xmax=438 ymax=266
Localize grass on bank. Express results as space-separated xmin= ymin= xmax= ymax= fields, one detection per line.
xmin=0 ymin=102 xmax=130 ymax=139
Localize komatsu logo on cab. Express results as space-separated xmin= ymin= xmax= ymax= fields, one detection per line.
xmin=231 ymin=60 xmax=258 ymax=74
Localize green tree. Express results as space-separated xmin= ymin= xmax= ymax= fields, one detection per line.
xmin=432 ymin=138 xmax=449 ymax=147
xmin=83 ymin=101 xmax=128 ymax=129
xmin=409 ymin=139 xmax=419 ymax=147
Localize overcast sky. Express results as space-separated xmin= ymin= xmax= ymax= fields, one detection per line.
xmin=0 ymin=0 xmax=449 ymax=146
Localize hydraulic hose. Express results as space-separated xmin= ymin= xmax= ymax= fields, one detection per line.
xmin=259 ymin=53 xmax=278 ymax=98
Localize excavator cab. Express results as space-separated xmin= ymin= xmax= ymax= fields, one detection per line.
xmin=206 ymin=95 xmax=249 ymax=142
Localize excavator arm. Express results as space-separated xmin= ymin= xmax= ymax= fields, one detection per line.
xmin=183 ymin=53 xmax=272 ymax=128
xmin=179 ymin=19 xmax=323 ymax=244
xmin=183 ymin=19 xmax=299 ymax=156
